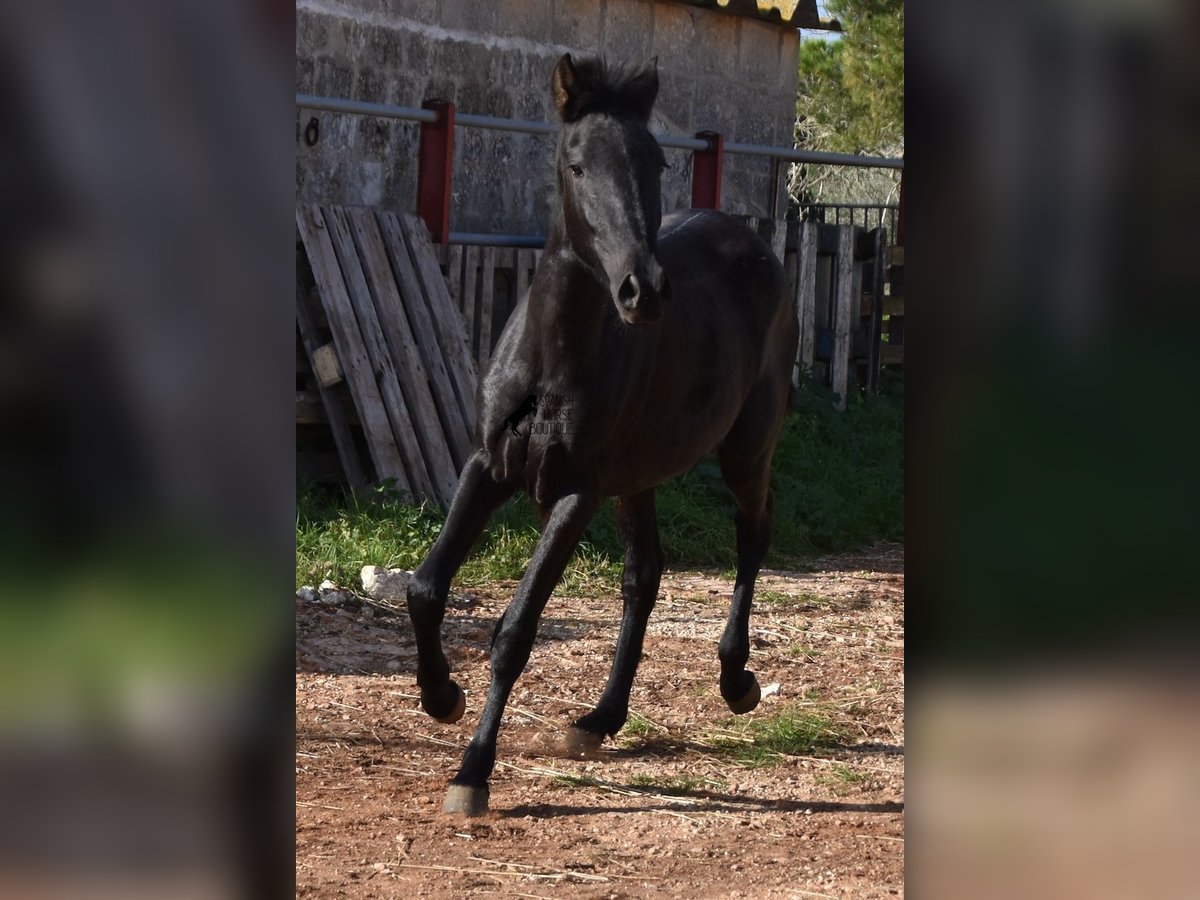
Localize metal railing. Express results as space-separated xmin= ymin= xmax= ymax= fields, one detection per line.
xmin=295 ymin=92 xmax=904 ymax=245
xmin=296 ymin=93 xmax=903 ymax=168
xmin=800 ymin=203 xmax=901 ymax=244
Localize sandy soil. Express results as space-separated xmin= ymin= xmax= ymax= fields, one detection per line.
xmin=297 ymin=544 xmax=904 ymax=898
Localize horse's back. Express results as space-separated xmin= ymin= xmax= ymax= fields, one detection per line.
xmin=657 ymin=209 xmax=792 ymax=365
xmin=657 ymin=209 xmax=786 ymax=313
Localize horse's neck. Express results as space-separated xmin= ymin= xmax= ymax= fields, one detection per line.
xmin=533 ymin=245 xmax=615 ymax=389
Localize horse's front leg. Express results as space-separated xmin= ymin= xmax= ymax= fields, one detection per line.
xmin=443 ymin=491 xmax=600 ymax=815
xmin=563 ymin=490 xmax=662 ymax=756
xmin=407 ymin=449 xmax=517 ymax=723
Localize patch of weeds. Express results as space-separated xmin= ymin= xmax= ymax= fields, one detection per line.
xmin=551 ymin=772 xmax=604 ymax=790
xmin=296 ymin=374 xmax=901 ymax=587
xmin=620 ymin=712 xmax=661 ymax=740
xmin=707 ymin=704 xmax=846 ymax=768
xmin=296 ymin=482 xmax=620 ymax=594
xmin=756 ymin=590 xmax=826 ymax=607
xmin=787 ymin=645 xmax=822 ymax=660
xmin=816 ymin=762 xmax=875 ymax=795
xmin=627 ymin=773 xmax=708 ymax=796
xmin=754 ymin=590 xmax=795 ymax=605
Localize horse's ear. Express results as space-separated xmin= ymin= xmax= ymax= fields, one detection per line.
xmin=552 ymin=53 xmax=589 ymax=122
xmin=627 ymin=56 xmax=659 ymax=120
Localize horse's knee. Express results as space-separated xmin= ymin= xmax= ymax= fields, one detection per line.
xmin=406 ymin=573 xmax=445 ymax=628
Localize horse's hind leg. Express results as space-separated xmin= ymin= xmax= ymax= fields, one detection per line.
xmin=716 ymin=388 xmax=788 ymax=714
xmin=407 ymin=450 xmax=517 ymax=723
xmin=563 ymin=490 xmax=663 ymax=756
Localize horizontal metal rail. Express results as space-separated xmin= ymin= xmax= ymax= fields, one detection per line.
xmin=448 ymin=231 xmax=545 ymax=248
xmin=455 ymin=112 xmax=554 ymax=135
xmin=803 ymin=202 xmax=901 ymax=210
xmin=296 ymin=93 xmax=901 ymax=169
xmin=724 ymin=141 xmax=903 ymax=170
xmin=296 ymin=93 xmax=437 ymax=123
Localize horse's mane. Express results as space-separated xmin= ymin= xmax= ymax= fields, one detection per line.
xmin=561 ymin=56 xmax=657 ymax=121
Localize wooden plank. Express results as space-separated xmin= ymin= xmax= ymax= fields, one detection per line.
xmin=831 ymin=224 xmax=855 ymax=410
xmin=880 ymin=343 xmax=904 ymax=365
xmin=461 ymin=245 xmax=479 ymax=358
xmin=862 ymin=284 xmax=902 ymax=316
xmin=311 ymin=342 xmax=343 ymax=387
xmin=762 ymin=218 xmax=787 ymax=263
xmin=515 ymin=248 xmax=532 ymax=308
xmin=344 ymin=207 xmax=460 ymax=506
xmin=889 ymin=245 xmax=904 ymax=267
xmin=784 ymin=238 xmax=799 ymax=383
xmin=397 ymin=212 xmax=479 ymax=434
xmin=295 ymin=209 xmax=391 ymax=489
xmin=324 ymin=206 xmax=435 ymax=499
xmin=866 ymin=228 xmax=887 ymax=393
xmin=295 ymin=390 xmax=327 ymax=425
xmin=793 ymin=219 xmax=818 ymax=382
xmin=478 ymin=245 xmax=496 ymax=376
xmin=374 ymin=210 xmax=476 ymax=469
xmin=445 ymin=244 xmax=464 ymax=313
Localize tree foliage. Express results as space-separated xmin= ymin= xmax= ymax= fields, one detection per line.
xmin=791 ymin=0 xmax=904 ymax=206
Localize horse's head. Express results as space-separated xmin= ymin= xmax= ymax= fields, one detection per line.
xmin=551 ymin=54 xmax=670 ymax=325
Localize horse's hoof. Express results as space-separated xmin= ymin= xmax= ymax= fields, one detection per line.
xmin=726 ymin=674 xmax=761 ymax=714
xmin=423 ymin=681 xmax=466 ymax=724
xmin=443 ymin=783 xmax=489 ymax=816
xmin=559 ymin=726 xmax=605 ymax=759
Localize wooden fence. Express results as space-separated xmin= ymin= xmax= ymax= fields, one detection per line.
xmin=436 ymin=217 xmax=902 ymax=408
xmin=297 ymin=212 xmax=904 ymax=491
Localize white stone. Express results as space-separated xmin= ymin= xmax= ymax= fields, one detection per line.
xmin=361 ymin=565 xmax=412 ymax=600
xmin=297 ymin=586 xmax=319 ymax=603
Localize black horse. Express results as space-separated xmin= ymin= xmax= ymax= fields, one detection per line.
xmin=407 ymin=54 xmax=799 ymax=815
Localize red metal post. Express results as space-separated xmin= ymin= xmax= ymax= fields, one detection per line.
xmin=691 ymin=131 xmax=724 ymax=210
xmin=417 ymin=99 xmax=455 ymax=243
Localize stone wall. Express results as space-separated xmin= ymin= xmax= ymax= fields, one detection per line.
xmin=296 ymin=0 xmax=799 ymax=234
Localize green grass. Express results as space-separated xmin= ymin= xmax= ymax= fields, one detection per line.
xmin=706 ymin=704 xmax=847 ymax=768
xmin=296 ymin=376 xmax=902 ymax=590
xmin=619 ymin=712 xmax=663 ymax=739
xmin=816 ymin=762 xmax=872 ymax=794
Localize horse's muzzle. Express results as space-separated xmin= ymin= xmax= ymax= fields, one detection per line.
xmin=615 ymin=262 xmax=667 ymax=324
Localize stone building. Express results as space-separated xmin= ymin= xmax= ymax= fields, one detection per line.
xmin=296 ymin=0 xmax=828 ymax=235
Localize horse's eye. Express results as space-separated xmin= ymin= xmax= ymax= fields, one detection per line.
xmin=568 ymin=164 xmax=584 ymax=178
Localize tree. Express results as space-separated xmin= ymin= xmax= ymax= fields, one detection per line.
xmin=790 ymin=0 xmax=904 ymax=208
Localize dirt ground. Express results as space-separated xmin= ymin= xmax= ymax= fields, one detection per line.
xmin=297 ymin=544 xmax=904 ymax=898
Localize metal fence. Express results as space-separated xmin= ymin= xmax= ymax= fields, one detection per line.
xmin=799 ymin=203 xmax=900 ymax=244
xmin=295 ymin=92 xmax=904 ymax=246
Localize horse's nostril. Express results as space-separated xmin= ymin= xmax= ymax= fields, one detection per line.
xmin=618 ymin=273 xmax=640 ymax=307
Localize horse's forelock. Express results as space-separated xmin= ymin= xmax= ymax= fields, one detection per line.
xmin=567 ymin=56 xmax=658 ymax=121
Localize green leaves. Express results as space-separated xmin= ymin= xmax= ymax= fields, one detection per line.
xmin=794 ymin=0 xmax=904 ymax=205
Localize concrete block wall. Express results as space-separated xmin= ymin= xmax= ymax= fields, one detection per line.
xmin=296 ymin=0 xmax=800 ymax=234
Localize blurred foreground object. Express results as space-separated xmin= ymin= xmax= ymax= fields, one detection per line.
xmin=0 ymin=1 xmax=293 ymax=897
xmin=907 ymin=0 xmax=1200 ymax=896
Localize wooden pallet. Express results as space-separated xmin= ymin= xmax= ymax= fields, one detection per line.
xmin=439 ymin=244 xmax=541 ymax=376
xmin=884 ymin=243 xmax=904 ymax=368
xmin=296 ymin=204 xmax=478 ymax=507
